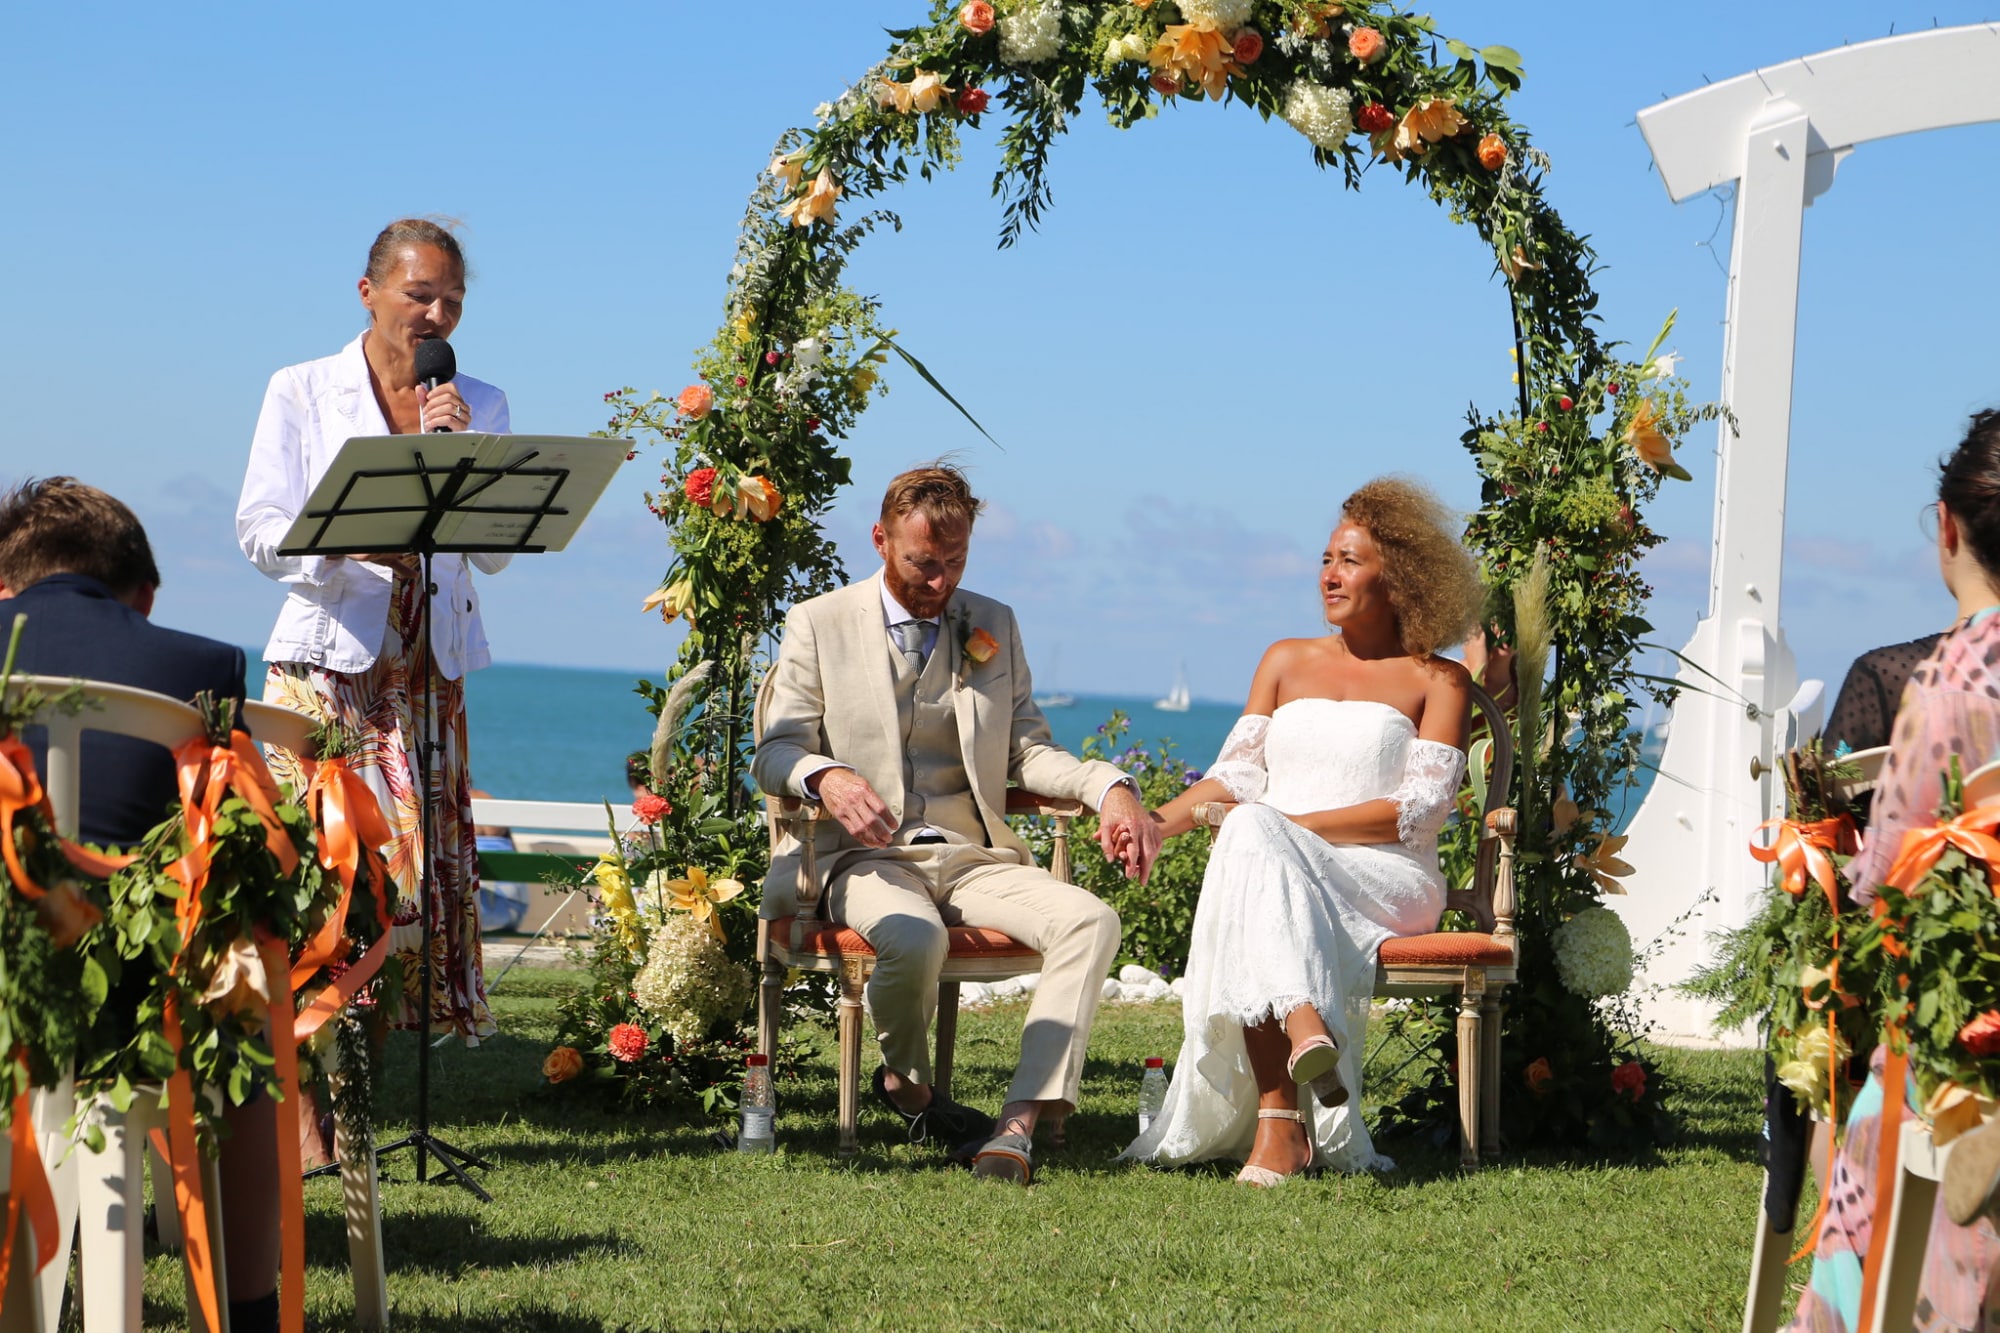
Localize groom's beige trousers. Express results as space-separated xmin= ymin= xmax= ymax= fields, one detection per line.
xmin=830 ymin=841 xmax=1119 ymax=1108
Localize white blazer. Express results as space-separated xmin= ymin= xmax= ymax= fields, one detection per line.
xmin=235 ymin=330 xmax=511 ymax=679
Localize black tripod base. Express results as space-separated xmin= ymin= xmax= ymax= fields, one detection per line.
xmin=374 ymin=1130 xmax=495 ymax=1201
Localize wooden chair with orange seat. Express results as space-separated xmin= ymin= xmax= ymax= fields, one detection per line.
xmin=750 ymin=671 xmax=1085 ymax=1157
xmin=1188 ymin=682 xmax=1519 ymax=1167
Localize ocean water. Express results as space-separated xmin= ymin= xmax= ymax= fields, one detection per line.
xmin=244 ymin=659 xmax=1662 ymax=822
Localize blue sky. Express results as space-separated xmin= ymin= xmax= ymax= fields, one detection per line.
xmin=5 ymin=2 xmax=1997 ymax=705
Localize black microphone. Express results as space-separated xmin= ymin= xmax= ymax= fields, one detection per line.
xmin=414 ymin=337 xmax=458 ymax=433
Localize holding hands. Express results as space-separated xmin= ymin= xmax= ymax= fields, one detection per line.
xmin=1097 ymin=783 xmax=1162 ymax=884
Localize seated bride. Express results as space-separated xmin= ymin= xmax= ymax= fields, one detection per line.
xmin=1119 ymin=476 xmax=1483 ymax=1184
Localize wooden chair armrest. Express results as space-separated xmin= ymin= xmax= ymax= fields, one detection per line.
xmin=1484 ymin=806 xmax=1517 ymax=942
xmin=1192 ymin=801 xmax=1237 ymax=831
xmin=1004 ymin=791 xmax=1085 ymax=818
xmin=766 ymin=794 xmax=826 ymax=916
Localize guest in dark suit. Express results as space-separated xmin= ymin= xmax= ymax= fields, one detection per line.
xmin=0 ymin=476 xmax=278 ymax=1333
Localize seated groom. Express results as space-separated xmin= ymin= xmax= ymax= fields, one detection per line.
xmin=0 ymin=476 xmax=282 ymax=1333
xmin=752 ymin=463 xmax=1161 ymax=1183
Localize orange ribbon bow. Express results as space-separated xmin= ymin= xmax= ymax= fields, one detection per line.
xmin=1750 ymin=814 xmax=1856 ymax=904
xmin=1884 ymin=804 xmax=2000 ymax=894
xmin=290 ymin=755 xmax=394 ymax=1045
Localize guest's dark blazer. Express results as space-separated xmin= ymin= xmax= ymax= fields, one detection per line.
xmin=6 ymin=573 xmax=247 ymax=846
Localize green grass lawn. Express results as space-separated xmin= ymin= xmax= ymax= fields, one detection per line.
xmin=100 ymin=966 xmax=1799 ymax=1332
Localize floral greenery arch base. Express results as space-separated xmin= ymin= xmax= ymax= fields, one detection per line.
xmin=604 ymin=0 xmax=1724 ymax=1147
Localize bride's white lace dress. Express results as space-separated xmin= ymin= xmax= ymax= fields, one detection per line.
xmin=1120 ymin=698 xmax=1464 ymax=1173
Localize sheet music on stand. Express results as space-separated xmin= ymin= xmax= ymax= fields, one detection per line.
xmin=276 ymin=433 xmax=628 ymax=557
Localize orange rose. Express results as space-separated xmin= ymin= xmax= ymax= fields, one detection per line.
xmin=1348 ymin=26 xmax=1386 ymax=63
xmin=1232 ymin=29 xmax=1263 ymax=64
xmin=959 ymin=0 xmax=995 ymax=33
xmin=1150 ymin=70 xmax=1181 ymax=96
xmin=1477 ymin=132 xmax=1506 ymax=171
xmin=543 ymin=1045 xmax=585 ymax=1084
xmin=676 ymin=384 xmax=714 ymax=421
xmin=1962 ymin=1011 xmax=2000 ymax=1059
xmin=1523 ymin=1056 xmax=1553 ymax=1095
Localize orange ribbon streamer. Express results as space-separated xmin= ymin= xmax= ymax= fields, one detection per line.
xmin=161 ymin=993 xmax=222 ymax=1333
xmin=257 ymin=933 xmax=306 ymax=1333
xmin=0 ymin=1065 xmax=60 ymax=1301
xmin=1856 ymin=1041 xmax=1913 ymax=1333
xmin=166 ymin=732 xmax=300 ymax=901
xmin=0 ymin=737 xmax=52 ymax=899
xmin=289 ymin=756 xmax=393 ymax=1018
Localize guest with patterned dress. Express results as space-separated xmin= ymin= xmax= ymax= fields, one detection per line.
xmin=1788 ymin=409 xmax=2000 ymax=1333
xmin=234 ymin=218 xmax=507 ymax=1042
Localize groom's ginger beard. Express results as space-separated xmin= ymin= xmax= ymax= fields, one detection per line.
xmin=874 ymin=512 xmax=969 ymax=621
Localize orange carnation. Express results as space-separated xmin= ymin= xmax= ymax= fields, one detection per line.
xmin=543 ymin=1045 xmax=585 ymax=1084
xmin=1477 ymin=132 xmax=1507 ymax=171
xmin=676 ymin=384 xmax=714 ymax=421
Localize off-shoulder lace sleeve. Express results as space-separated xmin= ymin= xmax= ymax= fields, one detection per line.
xmin=1390 ymin=739 xmax=1466 ymax=852
xmin=1207 ymin=715 xmax=1270 ymax=804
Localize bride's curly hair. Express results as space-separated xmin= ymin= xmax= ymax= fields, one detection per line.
xmin=1339 ymin=476 xmax=1485 ymax=658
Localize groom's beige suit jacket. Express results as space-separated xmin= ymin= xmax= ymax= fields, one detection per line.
xmin=752 ymin=572 xmax=1126 ymax=917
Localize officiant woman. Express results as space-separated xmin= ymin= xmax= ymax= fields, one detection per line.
xmin=234 ymin=216 xmax=508 ymax=1043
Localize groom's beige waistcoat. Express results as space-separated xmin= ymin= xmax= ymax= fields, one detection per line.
xmin=752 ymin=573 xmax=1124 ymax=916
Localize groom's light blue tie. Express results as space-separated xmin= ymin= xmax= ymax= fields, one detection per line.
xmin=890 ymin=619 xmax=930 ymax=673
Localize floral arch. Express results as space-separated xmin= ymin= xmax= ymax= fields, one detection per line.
xmin=601 ymin=0 xmax=1722 ymax=1146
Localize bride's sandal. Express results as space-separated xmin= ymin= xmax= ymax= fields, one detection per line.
xmin=1236 ymin=1109 xmax=1313 ymax=1187
xmin=1286 ymin=1035 xmax=1349 ymax=1109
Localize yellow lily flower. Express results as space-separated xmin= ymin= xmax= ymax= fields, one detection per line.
xmin=662 ymin=865 xmax=746 ymax=941
xmin=592 ymin=854 xmax=645 ymax=958
xmin=778 ymin=168 xmax=841 ymax=228
xmin=641 ymin=577 xmax=695 ymax=624
xmin=1572 ymin=832 xmax=1634 ymax=895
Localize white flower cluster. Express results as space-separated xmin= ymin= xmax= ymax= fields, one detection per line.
xmin=1281 ymin=82 xmax=1354 ymax=150
xmin=774 ymin=334 xmax=826 ymax=398
xmin=1176 ymin=0 xmax=1252 ymax=28
xmin=1553 ymin=906 xmax=1635 ymax=999
xmin=631 ymin=912 xmax=753 ymax=1047
xmin=999 ymin=0 xmax=1063 ymax=65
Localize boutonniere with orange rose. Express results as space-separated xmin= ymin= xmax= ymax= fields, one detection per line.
xmin=950 ymin=607 xmax=999 ymax=686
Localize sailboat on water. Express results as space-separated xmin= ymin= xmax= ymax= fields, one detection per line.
xmin=1033 ymin=647 xmax=1075 ymax=709
xmin=1154 ymin=660 xmax=1191 ymax=713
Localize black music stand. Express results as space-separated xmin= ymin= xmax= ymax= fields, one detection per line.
xmin=279 ymin=433 xmax=627 ymax=1199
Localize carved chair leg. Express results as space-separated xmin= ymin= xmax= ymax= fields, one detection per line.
xmin=1456 ymin=979 xmax=1485 ymax=1169
xmin=1480 ymin=991 xmax=1504 ymax=1160
xmin=934 ymin=983 xmax=961 ymax=1100
xmin=836 ymin=963 xmax=867 ymax=1158
xmin=756 ymin=922 xmax=782 ymax=1066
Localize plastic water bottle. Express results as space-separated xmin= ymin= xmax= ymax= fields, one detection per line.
xmin=1138 ymin=1057 xmax=1168 ymax=1136
xmin=739 ymin=1054 xmax=775 ymax=1154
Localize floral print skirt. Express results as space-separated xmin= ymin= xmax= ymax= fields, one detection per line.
xmin=263 ymin=575 xmax=495 ymax=1043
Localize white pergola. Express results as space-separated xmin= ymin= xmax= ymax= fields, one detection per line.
xmin=1613 ymin=24 xmax=2000 ymax=1041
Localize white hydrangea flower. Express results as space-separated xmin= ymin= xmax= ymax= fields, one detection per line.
xmin=1552 ymin=906 xmax=1635 ymax=999
xmin=999 ymin=0 xmax=1063 ymax=65
xmin=631 ymin=913 xmax=754 ymax=1047
xmin=1281 ymin=82 xmax=1354 ymax=150
xmin=1176 ymin=0 xmax=1252 ymax=28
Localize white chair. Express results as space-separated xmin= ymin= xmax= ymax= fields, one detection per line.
xmin=0 ymin=678 xmax=388 ymax=1332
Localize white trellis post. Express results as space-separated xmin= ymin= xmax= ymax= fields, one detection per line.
xmin=1615 ymin=25 xmax=2000 ymax=1041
